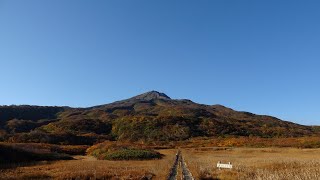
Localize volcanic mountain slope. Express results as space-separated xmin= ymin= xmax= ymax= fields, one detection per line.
xmin=0 ymin=91 xmax=315 ymax=144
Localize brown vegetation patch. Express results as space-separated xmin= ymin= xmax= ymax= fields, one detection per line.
xmin=0 ymin=143 xmax=72 ymax=165
xmin=0 ymin=149 xmax=177 ymax=179
xmin=182 ymin=147 xmax=320 ymax=180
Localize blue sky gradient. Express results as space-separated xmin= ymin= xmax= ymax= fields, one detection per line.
xmin=0 ymin=0 xmax=319 ymax=125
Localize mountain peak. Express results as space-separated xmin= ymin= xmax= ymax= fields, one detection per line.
xmin=91 ymin=91 xmax=171 ymax=109
xmin=133 ymin=91 xmax=171 ymax=101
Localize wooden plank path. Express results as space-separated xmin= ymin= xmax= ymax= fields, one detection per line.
xmin=167 ymin=151 xmax=180 ymax=180
xmin=167 ymin=151 xmax=194 ymax=180
xmin=180 ymin=156 xmax=194 ymax=180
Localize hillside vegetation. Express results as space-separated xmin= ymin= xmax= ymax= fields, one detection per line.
xmin=0 ymin=91 xmax=317 ymax=144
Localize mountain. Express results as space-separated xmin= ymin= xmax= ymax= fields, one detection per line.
xmin=0 ymin=91 xmax=316 ymax=144
xmin=124 ymin=90 xmax=171 ymax=101
xmin=91 ymin=91 xmax=171 ymax=109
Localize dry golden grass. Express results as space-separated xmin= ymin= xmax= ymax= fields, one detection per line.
xmin=0 ymin=149 xmax=177 ymax=180
xmin=175 ymin=137 xmax=320 ymax=149
xmin=2 ymin=146 xmax=320 ymax=180
xmin=182 ymin=147 xmax=320 ymax=180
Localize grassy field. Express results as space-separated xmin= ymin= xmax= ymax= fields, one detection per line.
xmin=1 ymin=146 xmax=320 ymax=179
xmin=0 ymin=149 xmax=176 ymax=180
xmin=182 ymin=147 xmax=320 ymax=180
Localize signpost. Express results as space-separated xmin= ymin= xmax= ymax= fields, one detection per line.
xmin=217 ymin=161 xmax=233 ymax=170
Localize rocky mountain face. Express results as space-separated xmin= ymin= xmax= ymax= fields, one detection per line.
xmin=0 ymin=91 xmax=315 ymax=144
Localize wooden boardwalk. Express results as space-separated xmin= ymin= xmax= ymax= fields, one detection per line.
xmin=167 ymin=151 xmax=194 ymax=180
xmin=180 ymin=156 xmax=194 ymax=180
xmin=167 ymin=151 xmax=180 ymax=180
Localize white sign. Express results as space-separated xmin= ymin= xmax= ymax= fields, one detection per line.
xmin=217 ymin=161 xmax=233 ymax=169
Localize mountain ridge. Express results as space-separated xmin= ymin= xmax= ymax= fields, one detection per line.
xmin=0 ymin=91 xmax=317 ymax=144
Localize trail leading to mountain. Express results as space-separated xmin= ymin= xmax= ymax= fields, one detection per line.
xmin=167 ymin=151 xmax=180 ymax=180
xmin=167 ymin=151 xmax=194 ymax=180
xmin=180 ymin=155 xmax=194 ymax=180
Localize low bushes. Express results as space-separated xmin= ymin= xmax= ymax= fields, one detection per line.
xmin=87 ymin=141 xmax=163 ymax=160
xmin=100 ymin=149 xmax=162 ymax=160
xmin=0 ymin=144 xmax=72 ymax=164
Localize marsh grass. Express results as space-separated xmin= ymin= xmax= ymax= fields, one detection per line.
xmin=182 ymin=148 xmax=320 ymax=180
xmin=2 ymin=147 xmax=319 ymax=179
xmin=0 ymin=149 xmax=177 ymax=180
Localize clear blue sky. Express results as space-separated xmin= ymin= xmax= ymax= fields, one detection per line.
xmin=0 ymin=0 xmax=319 ymax=125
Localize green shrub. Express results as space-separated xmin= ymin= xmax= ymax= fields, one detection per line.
xmin=101 ymin=149 xmax=162 ymax=160
xmin=87 ymin=142 xmax=163 ymax=160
